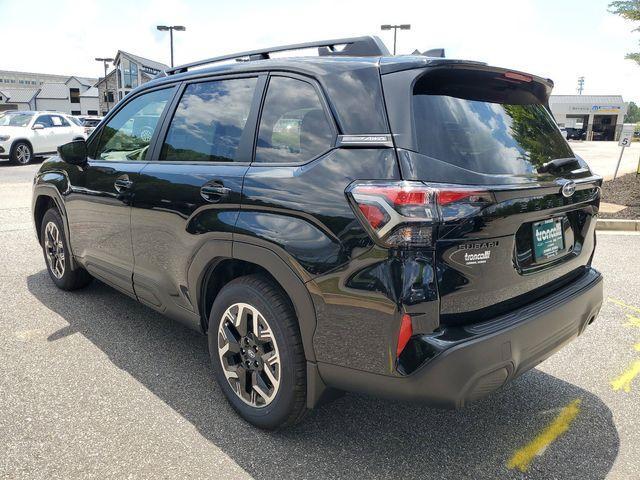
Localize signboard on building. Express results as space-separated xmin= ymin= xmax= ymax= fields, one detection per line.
xmin=592 ymin=105 xmax=622 ymax=114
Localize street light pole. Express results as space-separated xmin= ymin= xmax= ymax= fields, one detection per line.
xmin=380 ymin=24 xmax=411 ymax=55
xmin=95 ymin=57 xmax=114 ymax=113
xmin=157 ymin=25 xmax=186 ymax=68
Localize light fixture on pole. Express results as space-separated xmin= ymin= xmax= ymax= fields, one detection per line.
xmin=380 ymin=24 xmax=411 ymax=55
xmin=95 ymin=57 xmax=114 ymax=112
xmin=157 ymin=25 xmax=186 ymax=68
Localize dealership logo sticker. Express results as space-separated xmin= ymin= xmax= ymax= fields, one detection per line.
xmin=464 ymin=250 xmax=491 ymax=265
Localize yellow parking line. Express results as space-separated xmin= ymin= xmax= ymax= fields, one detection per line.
xmin=608 ymin=297 xmax=640 ymax=314
xmin=611 ymin=360 xmax=640 ymax=393
xmin=507 ymin=399 xmax=581 ymax=473
xmin=624 ymin=315 xmax=640 ymax=328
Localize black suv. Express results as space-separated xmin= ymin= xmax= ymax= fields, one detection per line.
xmin=32 ymin=36 xmax=603 ymax=429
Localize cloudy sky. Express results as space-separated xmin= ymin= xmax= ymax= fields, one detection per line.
xmin=1 ymin=0 xmax=639 ymax=102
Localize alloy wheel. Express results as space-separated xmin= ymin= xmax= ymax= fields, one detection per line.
xmin=217 ymin=302 xmax=281 ymax=407
xmin=44 ymin=221 xmax=65 ymax=279
xmin=15 ymin=144 xmax=31 ymax=164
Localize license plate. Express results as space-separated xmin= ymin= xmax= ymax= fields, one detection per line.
xmin=532 ymin=218 xmax=565 ymax=261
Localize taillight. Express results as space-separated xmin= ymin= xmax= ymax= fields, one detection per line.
xmin=346 ymin=181 xmax=494 ymax=248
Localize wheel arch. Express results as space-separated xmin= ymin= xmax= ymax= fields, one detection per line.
xmin=196 ymin=242 xmax=318 ymax=363
xmin=32 ymin=177 xmax=79 ymax=271
xmin=10 ymin=138 xmax=34 ymax=155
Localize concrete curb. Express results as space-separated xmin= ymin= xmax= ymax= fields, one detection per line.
xmin=596 ymin=219 xmax=640 ymax=231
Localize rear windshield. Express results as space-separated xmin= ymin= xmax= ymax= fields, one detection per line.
xmin=412 ymin=69 xmax=574 ymax=175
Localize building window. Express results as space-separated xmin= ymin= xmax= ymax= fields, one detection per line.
xmin=71 ymin=110 xmax=81 ymax=115
xmin=105 ymin=91 xmax=114 ymax=103
xmin=121 ymin=59 xmax=139 ymax=89
xmin=119 ymin=91 xmax=123 ymax=101
xmin=87 ymin=110 xmax=98 ymax=115
xmin=70 ymin=88 xmax=80 ymax=104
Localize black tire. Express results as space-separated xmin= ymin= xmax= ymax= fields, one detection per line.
xmin=40 ymin=208 xmax=92 ymax=291
xmin=208 ymin=274 xmax=307 ymax=429
xmin=10 ymin=141 xmax=33 ymax=165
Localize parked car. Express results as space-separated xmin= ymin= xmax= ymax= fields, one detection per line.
xmin=75 ymin=115 xmax=103 ymax=136
xmin=32 ymin=36 xmax=603 ymax=429
xmin=0 ymin=111 xmax=86 ymax=164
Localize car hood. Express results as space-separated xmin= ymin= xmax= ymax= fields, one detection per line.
xmin=0 ymin=126 xmax=29 ymax=136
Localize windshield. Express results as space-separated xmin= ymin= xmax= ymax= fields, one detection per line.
xmin=0 ymin=112 xmax=34 ymax=127
xmin=412 ymin=70 xmax=574 ymax=176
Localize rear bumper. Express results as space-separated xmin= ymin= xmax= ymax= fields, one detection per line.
xmin=318 ymin=267 xmax=603 ymax=408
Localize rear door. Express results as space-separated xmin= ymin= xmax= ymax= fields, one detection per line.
xmin=382 ymin=65 xmax=601 ymax=324
xmin=50 ymin=114 xmax=73 ymax=148
xmin=130 ymin=74 xmax=265 ymax=325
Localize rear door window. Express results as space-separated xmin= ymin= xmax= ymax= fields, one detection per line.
xmin=255 ymin=76 xmax=334 ymax=164
xmin=160 ymin=77 xmax=258 ymax=162
xmin=412 ymin=69 xmax=574 ymax=175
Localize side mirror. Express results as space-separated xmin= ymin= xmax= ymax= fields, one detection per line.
xmin=58 ymin=140 xmax=87 ymax=165
xmin=32 ymin=123 xmax=44 ymax=130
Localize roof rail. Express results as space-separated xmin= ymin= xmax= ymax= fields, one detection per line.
xmin=164 ymin=36 xmax=389 ymax=75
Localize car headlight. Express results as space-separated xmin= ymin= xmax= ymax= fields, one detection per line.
xmin=0 ymin=135 xmax=10 ymax=142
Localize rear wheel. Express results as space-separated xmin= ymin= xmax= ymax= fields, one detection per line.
xmin=40 ymin=208 xmax=92 ymax=290
xmin=11 ymin=141 xmax=32 ymax=165
xmin=208 ymin=274 xmax=307 ymax=429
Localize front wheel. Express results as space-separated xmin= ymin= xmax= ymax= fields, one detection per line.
xmin=40 ymin=208 xmax=92 ymax=290
xmin=208 ymin=274 xmax=307 ymax=429
xmin=11 ymin=141 xmax=32 ymax=165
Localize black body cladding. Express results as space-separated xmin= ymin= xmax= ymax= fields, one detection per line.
xmin=33 ymin=36 xmax=603 ymax=412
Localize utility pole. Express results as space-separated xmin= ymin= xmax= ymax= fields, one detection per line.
xmin=380 ymin=24 xmax=411 ymax=55
xmin=157 ymin=25 xmax=186 ymax=68
xmin=577 ymin=76 xmax=585 ymax=95
xmin=95 ymin=57 xmax=114 ymax=113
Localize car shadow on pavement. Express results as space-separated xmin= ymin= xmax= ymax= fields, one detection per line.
xmin=27 ymin=271 xmax=619 ymax=480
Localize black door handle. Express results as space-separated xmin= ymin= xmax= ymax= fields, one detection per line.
xmin=114 ymin=176 xmax=133 ymax=192
xmin=201 ymin=183 xmax=231 ymax=202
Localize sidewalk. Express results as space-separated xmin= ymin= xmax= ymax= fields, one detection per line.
xmin=570 ymin=141 xmax=639 ymax=180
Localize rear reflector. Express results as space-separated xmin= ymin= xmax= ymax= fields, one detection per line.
xmin=397 ymin=313 xmax=413 ymax=357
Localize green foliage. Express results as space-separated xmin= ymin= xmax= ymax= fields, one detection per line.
xmin=625 ymin=101 xmax=640 ymax=122
xmin=609 ymin=1 xmax=640 ymax=65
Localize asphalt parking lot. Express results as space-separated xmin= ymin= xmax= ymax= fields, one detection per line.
xmin=1 ymin=161 xmax=639 ymax=479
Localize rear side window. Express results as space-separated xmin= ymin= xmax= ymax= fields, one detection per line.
xmin=161 ymin=77 xmax=258 ymax=162
xmin=412 ymin=69 xmax=574 ymax=175
xmin=255 ymin=76 xmax=334 ymax=164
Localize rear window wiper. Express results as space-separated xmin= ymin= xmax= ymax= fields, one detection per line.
xmin=538 ymin=157 xmax=579 ymax=174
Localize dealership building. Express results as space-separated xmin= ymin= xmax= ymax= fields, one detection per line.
xmin=549 ymin=95 xmax=628 ymax=141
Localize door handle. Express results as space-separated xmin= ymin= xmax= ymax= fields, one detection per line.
xmin=114 ymin=176 xmax=134 ymax=192
xmin=200 ymin=183 xmax=231 ymax=202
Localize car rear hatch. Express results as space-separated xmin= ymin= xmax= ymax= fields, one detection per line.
xmin=381 ymin=61 xmax=602 ymax=325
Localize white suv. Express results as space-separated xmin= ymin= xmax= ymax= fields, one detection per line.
xmin=0 ymin=111 xmax=86 ymax=165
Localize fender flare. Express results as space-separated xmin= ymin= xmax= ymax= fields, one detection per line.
xmin=32 ymin=176 xmax=80 ymax=271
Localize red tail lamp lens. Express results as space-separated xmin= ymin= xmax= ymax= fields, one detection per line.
xmin=504 ymin=71 xmax=532 ymax=82
xmin=396 ymin=313 xmax=413 ymax=357
xmin=358 ymin=204 xmax=387 ymax=229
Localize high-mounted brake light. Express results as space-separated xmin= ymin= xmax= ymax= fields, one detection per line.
xmin=503 ymin=71 xmax=533 ymax=83
xmin=346 ymin=181 xmax=494 ymax=248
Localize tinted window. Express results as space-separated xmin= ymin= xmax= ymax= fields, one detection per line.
xmin=161 ymin=78 xmax=257 ymax=162
xmin=94 ymin=88 xmax=173 ymax=161
xmin=412 ymin=70 xmax=574 ymax=175
xmin=36 ymin=115 xmax=54 ymax=128
xmin=255 ymin=77 xmax=334 ymax=164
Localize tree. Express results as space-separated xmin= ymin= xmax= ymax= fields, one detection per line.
xmin=609 ymin=1 xmax=640 ymax=65
xmin=625 ymin=101 xmax=640 ymax=122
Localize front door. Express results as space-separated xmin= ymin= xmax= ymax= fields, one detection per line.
xmin=65 ymin=86 xmax=176 ymax=296
xmin=131 ymin=75 xmax=264 ymax=326
xmin=32 ymin=114 xmax=57 ymax=153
